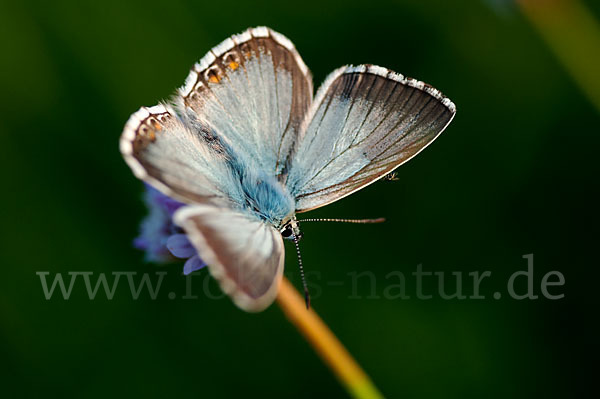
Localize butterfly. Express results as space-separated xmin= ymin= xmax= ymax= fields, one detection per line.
xmin=120 ymin=27 xmax=455 ymax=312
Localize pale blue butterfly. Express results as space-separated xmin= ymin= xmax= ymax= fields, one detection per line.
xmin=120 ymin=27 xmax=456 ymax=312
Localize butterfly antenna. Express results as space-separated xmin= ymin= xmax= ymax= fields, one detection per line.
xmin=293 ymin=235 xmax=310 ymax=309
xmin=298 ymin=217 xmax=386 ymax=224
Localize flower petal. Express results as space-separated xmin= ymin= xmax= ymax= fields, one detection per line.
xmin=133 ymin=237 xmax=149 ymax=250
xmin=166 ymin=234 xmax=196 ymax=259
xmin=134 ymin=184 xmax=187 ymax=263
xmin=145 ymin=184 xmax=185 ymax=215
xmin=183 ymin=255 xmax=207 ymax=275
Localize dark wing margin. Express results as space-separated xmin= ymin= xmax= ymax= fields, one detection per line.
xmin=286 ymin=65 xmax=456 ymax=212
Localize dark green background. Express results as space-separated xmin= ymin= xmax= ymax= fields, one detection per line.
xmin=1 ymin=0 xmax=597 ymax=397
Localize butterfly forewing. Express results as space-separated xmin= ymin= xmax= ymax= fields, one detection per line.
xmin=175 ymin=205 xmax=285 ymax=312
xmin=287 ymin=65 xmax=456 ymax=212
xmin=176 ymin=27 xmax=313 ymax=177
xmin=120 ymin=104 xmax=237 ymax=205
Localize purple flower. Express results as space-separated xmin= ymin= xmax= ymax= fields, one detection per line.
xmin=133 ymin=184 xmax=206 ymax=274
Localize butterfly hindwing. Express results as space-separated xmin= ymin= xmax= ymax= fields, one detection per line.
xmin=176 ymin=27 xmax=313 ymax=178
xmin=286 ymin=65 xmax=456 ymax=212
xmin=174 ymin=204 xmax=285 ymax=312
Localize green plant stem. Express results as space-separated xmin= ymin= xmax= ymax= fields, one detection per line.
xmin=277 ymin=277 xmax=385 ymax=399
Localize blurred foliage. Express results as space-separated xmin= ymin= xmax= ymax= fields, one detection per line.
xmin=518 ymin=0 xmax=600 ymax=111
xmin=0 ymin=0 xmax=598 ymax=398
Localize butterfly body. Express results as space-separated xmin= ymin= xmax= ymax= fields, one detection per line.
xmin=214 ymin=138 xmax=295 ymax=227
xmin=121 ymin=27 xmax=455 ymax=311
xmin=238 ymin=171 xmax=295 ymax=227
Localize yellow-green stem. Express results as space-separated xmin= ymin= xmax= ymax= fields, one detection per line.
xmin=276 ymin=277 xmax=385 ymax=399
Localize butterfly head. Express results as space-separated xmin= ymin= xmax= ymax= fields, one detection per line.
xmin=280 ymin=217 xmax=302 ymax=241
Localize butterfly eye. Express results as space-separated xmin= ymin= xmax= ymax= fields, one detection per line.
xmin=281 ymin=225 xmax=293 ymax=238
